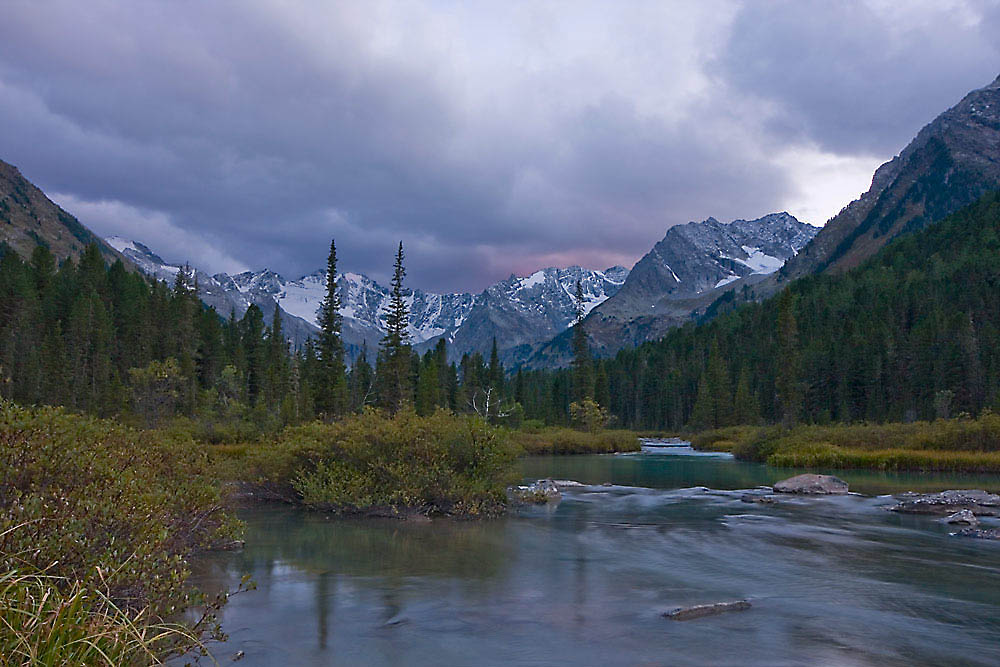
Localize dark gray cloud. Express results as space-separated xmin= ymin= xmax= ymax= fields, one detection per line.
xmin=0 ymin=1 xmax=997 ymax=291
xmin=718 ymin=1 xmax=1000 ymax=156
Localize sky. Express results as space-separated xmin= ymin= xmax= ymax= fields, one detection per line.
xmin=1 ymin=1 xmax=998 ymax=292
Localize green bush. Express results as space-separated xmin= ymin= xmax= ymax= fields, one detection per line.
xmin=510 ymin=427 xmax=641 ymax=455
xmin=237 ymin=409 xmax=519 ymax=516
xmin=0 ymin=401 xmax=239 ymax=615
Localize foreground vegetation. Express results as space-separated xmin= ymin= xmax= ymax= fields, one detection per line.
xmin=692 ymin=413 xmax=1000 ymax=472
xmin=0 ymin=401 xmax=240 ymax=664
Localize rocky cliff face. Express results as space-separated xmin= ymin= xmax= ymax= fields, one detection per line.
xmin=449 ymin=266 xmax=627 ymax=364
xmin=554 ymin=212 xmax=818 ymax=360
xmin=0 ymin=160 xmax=123 ymax=265
xmin=776 ymin=73 xmax=1000 ymax=282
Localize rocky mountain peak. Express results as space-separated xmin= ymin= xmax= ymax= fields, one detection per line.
xmin=777 ymin=73 xmax=1000 ymax=281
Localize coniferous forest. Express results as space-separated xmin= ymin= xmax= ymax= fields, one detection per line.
xmin=519 ymin=190 xmax=1000 ymax=431
xmin=3 ymin=191 xmax=1000 ymax=437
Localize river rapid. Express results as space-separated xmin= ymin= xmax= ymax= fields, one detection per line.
xmin=187 ymin=444 xmax=1000 ymax=666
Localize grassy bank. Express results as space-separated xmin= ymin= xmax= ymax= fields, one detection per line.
xmin=509 ymin=427 xmax=641 ymax=455
xmin=0 ymin=400 xmax=241 ymax=664
xmin=219 ymin=409 xmax=519 ymax=517
xmin=691 ymin=414 xmax=1000 ymax=472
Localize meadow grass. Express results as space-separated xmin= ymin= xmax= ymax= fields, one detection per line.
xmin=690 ymin=414 xmax=1000 ymax=472
xmin=509 ymin=427 xmax=641 ymax=455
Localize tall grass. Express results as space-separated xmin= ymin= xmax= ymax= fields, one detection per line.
xmin=0 ymin=570 xmax=204 ymax=666
xmin=510 ymin=427 xmax=641 ymax=455
xmin=690 ymin=414 xmax=1000 ymax=472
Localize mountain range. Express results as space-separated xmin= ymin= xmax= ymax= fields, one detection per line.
xmin=104 ymin=210 xmax=814 ymax=365
xmin=6 ymin=73 xmax=997 ymax=370
xmin=1 ymin=153 xmax=817 ymax=366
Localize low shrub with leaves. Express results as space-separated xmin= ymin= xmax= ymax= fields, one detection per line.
xmin=235 ymin=408 xmax=519 ymax=516
xmin=0 ymin=400 xmax=241 ymax=662
xmin=510 ymin=427 xmax=641 ymax=455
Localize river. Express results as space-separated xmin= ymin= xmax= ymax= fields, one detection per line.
xmin=188 ymin=444 xmax=1000 ymax=666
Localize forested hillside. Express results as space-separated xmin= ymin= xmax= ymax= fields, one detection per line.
xmin=0 ymin=240 xmax=525 ymax=435
xmin=517 ymin=191 xmax=1000 ymax=430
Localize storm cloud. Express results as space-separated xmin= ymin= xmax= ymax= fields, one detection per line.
xmin=1 ymin=1 xmax=997 ymax=291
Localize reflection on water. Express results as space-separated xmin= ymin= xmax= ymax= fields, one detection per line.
xmin=189 ymin=448 xmax=1000 ymax=666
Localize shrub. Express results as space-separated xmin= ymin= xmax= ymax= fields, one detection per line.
xmin=0 ymin=401 xmax=239 ymax=615
xmin=237 ymin=409 xmax=519 ymax=516
xmin=569 ymin=399 xmax=611 ymax=433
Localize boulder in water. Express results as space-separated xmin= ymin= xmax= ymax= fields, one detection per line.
xmin=889 ymin=490 xmax=1000 ymax=516
xmin=740 ymin=494 xmax=776 ymax=504
xmin=663 ymin=600 xmax=751 ymax=621
xmin=773 ymin=474 xmax=849 ymax=495
xmin=943 ymin=509 xmax=979 ymax=525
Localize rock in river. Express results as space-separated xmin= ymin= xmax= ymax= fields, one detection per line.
xmin=953 ymin=527 xmax=1000 ymax=540
xmin=889 ymin=490 xmax=1000 ymax=516
xmin=511 ymin=479 xmax=561 ymax=504
xmin=943 ymin=509 xmax=979 ymax=526
xmin=773 ymin=474 xmax=849 ymax=495
xmin=663 ymin=600 xmax=752 ymax=621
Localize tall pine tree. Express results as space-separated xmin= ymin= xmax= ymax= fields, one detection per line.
xmin=314 ymin=239 xmax=348 ymax=417
xmin=377 ymin=242 xmax=412 ymax=412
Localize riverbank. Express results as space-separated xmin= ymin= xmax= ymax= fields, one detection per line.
xmin=508 ymin=427 xmax=641 ymax=455
xmin=0 ymin=401 xmax=240 ymax=664
xmin=691 ymin=415 xmax=1000 ymax=472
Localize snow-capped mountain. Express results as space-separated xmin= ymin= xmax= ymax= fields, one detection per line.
xmin=105 ymin=236 xmax=321 ymax=347
xmin=526 ymin=212 xmax=818 ymax=365
xmin=106 ymin=212 xmax=809 ymax=366
xmin=105 ymin=235 xmax=625 ymax=362
xmin=615 ymin=212 xmax=816 ymax=300
xmin=449 ymin=266 xmax=627 ymax=364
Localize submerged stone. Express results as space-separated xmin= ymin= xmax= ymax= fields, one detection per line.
xmin=663 ymin=600 xmax=752 ymax=621
xmin=953 ymin=527 xmax=1000 ymax=540
xmin=511 ymin=479 xmax=561 ymax=504
xmin=773 ymin=474 xmax=849 ymax=495
xmin=889 ymin=490 xmax=1000 ymax=516
xmin=740 ymin=494 xmax=776 ymax=504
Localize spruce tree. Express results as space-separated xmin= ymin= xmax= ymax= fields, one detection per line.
xmin=706 ymin=340 xmax=734 ymax=427
xmin=377 ymin=242 xmax=412 ymax=412
xmin=349 ymin=342 xmax=375 ymax=411
xmin=314 ymin=239 xmax=348 ymax=417
xmin=733 ymin=364 xmax=760 ymax=425
xmin=775 ymin=289 xmax=801 ymax=426
xmin=488 ymin=337 xmax=503 ymax=392
xmin=265 ymin=305 xmax=290 ymax=410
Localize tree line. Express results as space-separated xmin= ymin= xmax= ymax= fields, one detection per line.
xmin=515 ymin=190 xmax=1000 ymax=431
xmin=7 ymin=190 xmax=995 ymax=436
xmin=0 ymin=237 xmax=553 ymax=435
